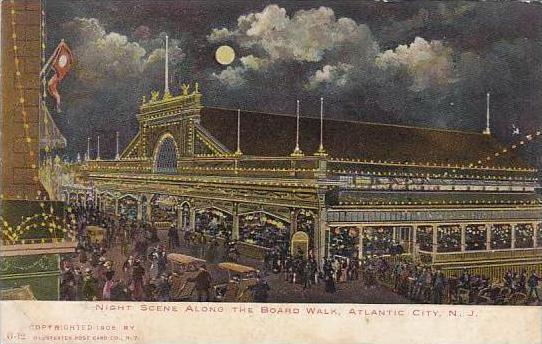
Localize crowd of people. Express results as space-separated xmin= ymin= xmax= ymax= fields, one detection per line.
xmin=60 ymin=201 xmax=540 ymax=305
xmin=366 ymin=256 xmax=541 ymax=305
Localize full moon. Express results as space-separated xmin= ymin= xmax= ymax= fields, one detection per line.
xmin=215 ymin=45 xmax=235 ymax=65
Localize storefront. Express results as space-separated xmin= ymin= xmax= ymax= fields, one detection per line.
xmin=151 ymin=195 xmax=178 ymax=227
xmin=329 ymin=226 xmax=359 ymax=258
xmin=437 ymin=225 xmax=461 ymax=252
xmin=239 ymin=211 xmax=290 ymax=252
xmin=101 ymin=193 xmax=117 ymax=215
xmin=118 ymin=195 xmax=138 ymax=220
xmin=195 ymin=207 xmax=232 ymax=238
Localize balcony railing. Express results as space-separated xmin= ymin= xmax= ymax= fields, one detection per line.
xmin=418 ymin=247 xmax=542 ymax=265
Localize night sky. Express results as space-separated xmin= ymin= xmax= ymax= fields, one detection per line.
xmin=45 ymin=1 xmax=542 ymax=173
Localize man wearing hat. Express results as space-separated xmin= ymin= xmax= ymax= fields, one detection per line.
xmin=188 ymin=264 xmax=212 ymax=302
xmin=131 ymin=259 xmax=146 ymax=301
xmin=249 ymin=274 xmax=271 ymax=303
xmin=82 ymin=268 xmax=98 ymax=301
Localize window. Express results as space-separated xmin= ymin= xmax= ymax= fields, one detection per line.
xmin=155 ymin=137 xmax=177 ymax=174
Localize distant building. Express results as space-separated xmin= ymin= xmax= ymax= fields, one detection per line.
xmin=1 ymin=0 xmax=76 ymax=301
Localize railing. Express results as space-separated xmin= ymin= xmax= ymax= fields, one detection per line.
xmin=0 ymin=237 xmax=73 ymax=246
xmin=81 ymin=156 xmax=323 ymax=180
xmin=81 ymin=160 xmax=153 ymax=174
xmin=153 ymin=221 xmax=173 ymax=230
xmin=418 ymin=247 xmax=542 ymax=265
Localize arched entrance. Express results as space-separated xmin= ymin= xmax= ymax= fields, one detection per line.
xmin=154 ymin=133 xmax=178 ymax=174
xmin=295 ymin=209 xmax=315 ymax=252
xmin=180 ymin=202 xmax=190 ymax=230
xmin=291 ymin=231 xmax=309 ymax=259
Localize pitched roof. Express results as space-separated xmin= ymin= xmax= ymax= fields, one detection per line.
xmin=199 ymin=107 xmax=533 ymax=170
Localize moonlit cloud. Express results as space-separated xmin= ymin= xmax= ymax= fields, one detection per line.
xmin=376 ymin=37 xmax=454 ymax=91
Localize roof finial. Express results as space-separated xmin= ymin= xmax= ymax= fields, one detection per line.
xmin=164 ymin=35 xmax=170 ymax=96
xmin=291 ymin=100 xmax=304 ymax=157
xmin=315 ymin=97 xmax=328 ymax=156
xmin=483 ymin=92 xmax=491 ymax=135
xmin=235 ymin=109 xmax=242 ymax=156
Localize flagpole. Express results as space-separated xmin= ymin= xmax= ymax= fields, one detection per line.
xmin=315 ymin=97 xmax=327 ymax=156
xmin=291 ymin=100 xmax=304 ymax=157
xmin=115 ymin=131 xmax=120 ymax=160
xmin=164 ymin=35 xmax=169 ymax=95
xmin=235 ymin=109 xmax=242 ymax=156
xmin=87 ymin=137 xmax=90 ymax=161
xmin=97 ymin=136 xmax=100 ymax=160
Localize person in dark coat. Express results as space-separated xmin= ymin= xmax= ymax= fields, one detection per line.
xmin=131 ymin=260 xmax=146 ymax=301
xmin=188 ymin=265 xmax=213 ymax=302
xmin=528 ymin=271 xmax=540 ymax=302
xmin=205 ymin=238 xmax=219 ymax=263
xmin=82 ymin=268 xmax=98 ymax=301
xmin=250 ymin=275 xmax=271 ymax=302
xmin=324 ymin=268 xmax=336 ymax=293
xmin=432 ymin=270 xmax=445 ymax=304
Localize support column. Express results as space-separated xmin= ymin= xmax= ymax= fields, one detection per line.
xmin=232 ymin=203 xmax=239 ymax=240
xmin=533 ymin=223 xmax=538 ymax=248
xmin=189 ymin=206 xmax=196 ymax=231
xmin=316 ymin=193 xmax=327 ymax=266
xmin=486 ymin=224 xmax=491 ymax=250
xmin=358 ymin=226 xmax=364 ymax=260
xmin=114 ymin=198 xmax=119 ymax=216
xmin=313 ymin=212 xmax=320 ymax=262
xmin=290 ymin=209 xmax=298 ymax=233
xmin=146 ymin=201 xmax=152 ymax=223
xmin=460 ymin=224 xmax=466 ymax=252
xmin=510 ymin=223 xmax=518 ymax=250
xmin=432 ymin=225 xmax=438 ymax=258
xmin=136 ymin=199 xmax=142 ymax=221
xmin=177 ymin=204 xmax=182 ymax=230
xmin=412 ymin=226 xmax=417 ymax=248
xmin=392 ymin=227 xmax=397 ymax=243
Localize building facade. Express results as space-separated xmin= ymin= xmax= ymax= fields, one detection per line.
xmin=74 ymin=85 xmax=542 ymax=277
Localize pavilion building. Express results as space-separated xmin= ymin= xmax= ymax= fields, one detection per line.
xmin=73 ymin=85 xmax=542 ymax=277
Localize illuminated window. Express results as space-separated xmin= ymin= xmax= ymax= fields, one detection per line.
xmin=155 ymin=137 xmax=177 ymax=174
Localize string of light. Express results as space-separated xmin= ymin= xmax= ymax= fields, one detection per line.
xmin=9 ymin=0 xmax=36 ymax=171
xmin=476 ymin=129 xmax=542 ymax=166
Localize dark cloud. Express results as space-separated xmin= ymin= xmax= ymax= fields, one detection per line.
xmin=45 ymin=1 xmax=542 ymax=175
